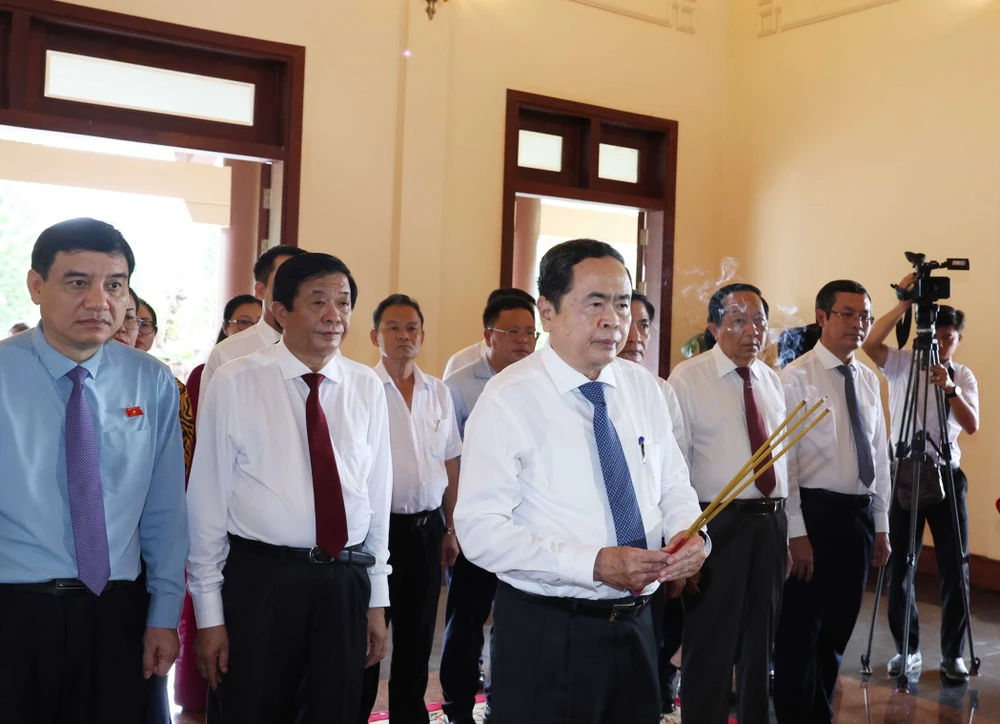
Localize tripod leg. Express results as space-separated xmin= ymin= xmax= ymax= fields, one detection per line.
xmin=861 ymin=564 xmax=887 ymax=676
xmin=942 ymin=464 xmax=979 ymax=674
xmin=897 ymin=487 xmax=922 ymax=692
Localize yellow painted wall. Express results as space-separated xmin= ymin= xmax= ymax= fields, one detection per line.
xmin=723 ymin=0 xmax=1000 ymax=557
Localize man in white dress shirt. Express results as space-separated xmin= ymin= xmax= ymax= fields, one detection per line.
xmin=196 ymin=244 xmax=308 ymax=419
xmin=442 ymin=288 xmax=535 ymax=378
xmin=358 ymin=294 xmax=462 ymax=724
xmin=667 ymin=282 xmax=788 ymax=724
xmin=863 ymin=275 xmax=980 ymax=681
xmin=455 ymin=239 xmax=707 ymax=724
xmin=187 ymin=253 xmax=391 ymax=724
xmin=773 ymin=280 xmax=892 ymax=723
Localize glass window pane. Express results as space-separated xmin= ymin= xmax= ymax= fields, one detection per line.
xmin=45 ymin=50 xmax=256 ymax=126
xmin=598 ymin=143 xmax=640 ymax=183
xmin=518 ymin=130 xmax=563 ymax=172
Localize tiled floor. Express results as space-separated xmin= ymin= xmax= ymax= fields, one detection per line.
xmin=174 ymin=572 xmax=1000 ymax=723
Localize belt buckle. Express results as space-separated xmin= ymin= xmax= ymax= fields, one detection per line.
xmin=414 ymin=514 xmax=430 ymax=527
xmin=609 ymin=602 xmax=634 ymax=622
xmin=308 ymin=547 xmax=333 ymax=564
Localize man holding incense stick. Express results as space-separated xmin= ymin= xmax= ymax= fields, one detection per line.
xmin=667 ymin=282 xmax=788 ymax=724
xmin=454 ymin=239 xmax=707 ymax=724
xmin=773 ymin=280 xmax=892 ymax=724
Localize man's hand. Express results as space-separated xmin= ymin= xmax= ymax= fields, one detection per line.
xmin=929 ymin=364 xmax=954 ymax=392
xmin=872 ymin=532 xmax=891 ymax=568
xmin=895 ymin=273 xmax=917 ymax=304
xmin=442 ymin=532 xmax=461 ymax=568
xmin=658 ymin=531 xmax=707 ymax=582
xmin=788 ymin=535 xmax=814 ymax=582
xmin=365 ymin=608 xmax=388 ymax=668
xmin=195 ymin=625 xmax=230 ymax=690
xmin=593 ymin=547 xmax=671 ymax=592
xmin=142 ymin=627 xmax=180 ymax=680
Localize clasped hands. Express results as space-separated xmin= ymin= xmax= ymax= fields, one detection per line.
xmin=593 ymin=530 xmax=706 ymax=596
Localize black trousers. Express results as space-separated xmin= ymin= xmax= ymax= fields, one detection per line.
xmin=439 ymin=552 xmax=497 ymax=719
xmin=773 ymin=489 xmax=875 ymax=724
xmin=0 ymin=579 xmax=153 ymax=724
xmin=359 ymin=511 xmax=445 ymax=724
xmin=888 ymin=467 xmax=969 ymax=659
xmin=210 ymin=540 xmax=371 ymax=724
xmin=682 ymin=504 xmax=788 ymax=724
xmin=649 ymin=574 xmax=684 ymax=703
xmin=490 ymin=582 xmax=660 ymax=724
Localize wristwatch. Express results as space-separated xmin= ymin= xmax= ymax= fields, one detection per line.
xmin=946 ymin=386 xmax=962 ymax=400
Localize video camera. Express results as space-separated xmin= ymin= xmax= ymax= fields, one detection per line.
xmin=893 ymin=252 xmax=969 ymax=306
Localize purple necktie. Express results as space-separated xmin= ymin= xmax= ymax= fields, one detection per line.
xmin=65 ymin=366 xmax=111 ymax=595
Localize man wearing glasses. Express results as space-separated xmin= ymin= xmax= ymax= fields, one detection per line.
xmin=773 ymin=280 xmax=892 ymax=723
xmin=863 ymin=275 xmax=979 ymax=681
xmin=439 ymin=292 xmax=538 ymax=724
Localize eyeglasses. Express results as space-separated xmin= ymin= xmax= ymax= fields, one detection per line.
xmin=826 ymin=310 xmax=875 ymax=326
xmin=226 ymin=318 xmax=257 ymax=331
xmin=488 ymin=327 xmax=541 ymax=342
xmin=137 ymin=318 xmax=156 ymax=336
xmin=122 ymin=315 xmax=138 ymax=331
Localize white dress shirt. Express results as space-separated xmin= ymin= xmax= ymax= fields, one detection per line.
xmin=454 ymin=344 xmax=704 ymax=601
xmin=666 ymin=344 xmax=789 ymax=501
xmin=197 ymin=316 xmax=280 ymax=424
xmin=781 ymin=342 xmax=891 ymax=538
xmin=374 ymin=361 xmax=462 ymax=514
xmin=187 ymin=341 xmax=393 ymax=628
xmin=657 ymin=375 xmax=683 ymax=427
xmin=443 ymin=340 xmax=487 ymax=379
xmin=881 ymin=347 xmax=979 ymax=467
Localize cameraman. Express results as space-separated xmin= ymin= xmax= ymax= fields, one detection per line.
xmin=863 ymin=273 xmax=980 ymax=681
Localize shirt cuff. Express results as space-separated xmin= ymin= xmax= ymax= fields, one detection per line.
xmin=874 ymin=510 xmax=890 ymax=535
xmin=786 ymin=513 xmax=808 ymax=540
xmin=193 ymin=592 xmax=226 ymax=629
xmin=146 ymin=593 xmax=184 ymax=630
xmin=560 ymin=543 xmax=604 ymax=587
xmin=368 ymin=571 xmax=390 ymax=609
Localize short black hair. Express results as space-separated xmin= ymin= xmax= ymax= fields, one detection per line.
xmin=487 ymin=288 xmax=536 ymax=307
xmin=631 ymin=291 xmax=656 ymax=323
xmin=707 ymin=283 xmax=770 ymax=325
xmin=134 ymin=293 xmax=157 ymax=329
xmin=937 ymin=305 xmax=966 ymax=333
xmin=537 ymin=239 xmax=626 ymax=312
xmin=217 ymin=293 xmax=261 ymax=343
xmin=483 ymin=296 xmax=535 ymax=329
xmin=815 ymin=280 xmax=870 ymax=313
xmin=373 ymin=294 xmax=424 ymax=329
xmin=31 ymin=218 xmax=135 ymax=280
xmin=253 ymin=245 xmax=308 ymax=285
xmin=272 ymin=253 xmax=358 ymax=312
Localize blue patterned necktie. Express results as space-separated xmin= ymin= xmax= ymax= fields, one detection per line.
xmin=65 ymin=366 xmax=111 ymax=594
xmin=837 ymin=364 xmax=875 ymax=487
xmin=579 ymin=381 xmax=647 ymax=549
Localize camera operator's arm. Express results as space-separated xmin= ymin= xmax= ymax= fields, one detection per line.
xmin=930 ymin=365 xmax=979 ymax=435
xmin=862 ymin=273 xmax=916 ymax=369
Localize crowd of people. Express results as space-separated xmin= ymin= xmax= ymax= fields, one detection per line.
xmin=0 ymin=217 xmax=979 ymax=724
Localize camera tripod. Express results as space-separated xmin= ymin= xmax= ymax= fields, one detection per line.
xmin=860 ymin=302 xmax=979 ymax=691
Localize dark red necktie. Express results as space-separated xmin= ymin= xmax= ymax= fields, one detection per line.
xmin=302 ymin=373 xmax=349 ymax=556
xmin=736 ymin=367 xmax=776 ymax=497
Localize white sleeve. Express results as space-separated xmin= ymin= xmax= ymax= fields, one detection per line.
xmin=780 ymin=367 xmax=808 ymax=539
xmin=186 ymin=370 xmax=238 ymax=629
xmin=871 ymin=391 xmax=891 ymax=534
xmin=454 ymin=394 xmax=603 ymax=588
xmin=653 ymin=386 xmax=709 ymax=550
xmin=664 ymin=376 xmax=694 ymax=470
xmin=196 ymin=347 xmax=223 ymax=431
xmin=363 ymin=383 xmax=393 ymax=608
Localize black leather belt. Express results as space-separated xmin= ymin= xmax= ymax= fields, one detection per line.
xmin=702 ymin=498 xmax=786 ymax=515
xmin=0 ymin=578 xmax=136 ymax=596
xmin=229 ymin=535 xmax=376 ymax=567
xmin=800 ymin=488 xmax=873 ymax=510
xmin=503 ymin=582 xmax=650 ymax=623
xmin=391 ymin=508 xmax=441 ymax=528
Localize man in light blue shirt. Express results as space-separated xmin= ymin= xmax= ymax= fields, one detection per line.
xmin=0 ymin=218 xmax=188 ymax=723
xmin=439 ymin=293 xmax=537 ymax=724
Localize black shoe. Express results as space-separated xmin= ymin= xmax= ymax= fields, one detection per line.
xmin=442 ymin=716 xmax=476 ymax=724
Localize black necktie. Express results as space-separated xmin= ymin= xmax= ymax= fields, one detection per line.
xmin=837 ymin=365 xmax=875 ymax=487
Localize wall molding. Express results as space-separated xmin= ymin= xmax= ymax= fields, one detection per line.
xmin=918 ymin=546 xmax=1000 ymax=593
xmin=758 ymin=0 xmax=905 ymax=38
xmin=567 ymin=0 xmax=698 ymax=34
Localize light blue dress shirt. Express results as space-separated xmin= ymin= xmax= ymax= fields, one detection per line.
xmin=0 ymin=326 xmax=188 ymax=628
xmin=444 ymin=353 xmax=496 ymax=440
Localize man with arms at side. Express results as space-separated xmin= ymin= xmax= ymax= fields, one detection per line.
xmin=439 ymin=293 xmax=538 ymax=724
xmin=0 ymin=218 xmax=188 ymax=722
xmin=442 ymin=288 xmax=535 ymax=378
xmin=196 ymin=244 xmax=307 ymax=419
xmin=358 ymin=294 xmax=462 ymax=724
xmin=773 ymin=280 xmax=892 ymax=723
xmin=668 ymin=282 xmax=788 ymax=724
xmin=455 ymin=239 xmax=707 ymax=724
xmin=862 ymin=275 xmax=979 ymax=681
xmin=188 ymin=253 xmax=391 ymax=723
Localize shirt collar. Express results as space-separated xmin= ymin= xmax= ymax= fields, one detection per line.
xmin=814 ymin=340 xmax=853 ymax=371
xmin=31 ymin=323 xmax=104 ymax=381
xmin=541 ymin=344 xmax=618 ymax=396
xmin=374 ymin=359 xmax=430 ymax=389
xmin=256 ymin=316 xmax=282 ymax=346
xmin=274 ymin=340 xmax=343 ymax=384
xmin=474 ymin=353 xmax=497 ymax=381
xmin=711 ymin=342 xmax=762 ymax=381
